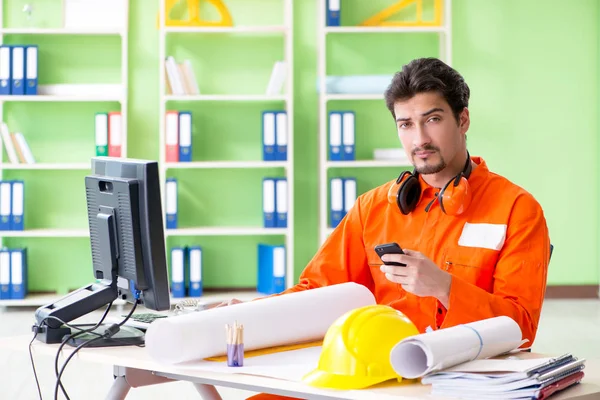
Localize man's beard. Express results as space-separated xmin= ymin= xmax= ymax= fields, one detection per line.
xmin=412 ymin=146 xmax=446 ymax=175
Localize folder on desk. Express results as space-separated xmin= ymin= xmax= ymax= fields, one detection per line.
xmin=0 ymin=46 xmax=10 ymax=95
xmin=178 ymin=111 xmax=192 ymax=162
xmin=330 ymin=177 xmax=343 ymax=228
xmin=165 ymin=178 xmax=178 ymax=229
xmin=257 ymin=244 xmax=285 ymax=295
xmin=326 ymin=0 xmax=340 ymax=26
xmin=0 ymin=181 xmax=11 ymax=230
xmin=11 ymin=46 xmax=24 ymax=95
xmin=329 ymin=112 xmax=342 ymax=161
xmin=342 ymin=111 xmax=355 ymax=160
xmin=188 ymin=246 xmax=202 ymax=297
xmin=25 ymin=45 xmax=37 ymax=95
xmin=165 ymin=110 xmax=179 ymax=162
xmin=275 ymin=178 xmax=287 ymax=228
xmin=262 ymin=111 xmax=276 ymax=161
xmin=343 ymin=177 xmax=357 ymax=216
xmin=275 ymin=111 xmax=287 ymax=161
xmin=10 ymin=180 xmax=23 ymax=231
xmin=95 ymin=113 xmax=108 ymax=156
xmin=263 ymin=178 xmax=276 ymax=228
xmin=170 ymin=247 xmax=185 ymax=298
xmin=10 ymin=248 xmax=26 ymax=299
xmin=0 ymin=249 xmax=10 ymax=300
xmin=108 ymin=111 xmax=122 ymax=157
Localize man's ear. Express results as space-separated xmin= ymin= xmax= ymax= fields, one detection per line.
xmin=459 ymin=107 xmax=470 ymax=133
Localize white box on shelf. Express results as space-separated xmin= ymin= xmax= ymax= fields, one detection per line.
xmin=37 ymin=84 xmax=122 ymax=97
xmin=63 ymin=0 xmax=127 ymax=31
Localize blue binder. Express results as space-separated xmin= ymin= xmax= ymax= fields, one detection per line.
xmin=0 ymin=45 xmax=11 ymax=95
xmin=0 ymin=181 xmax=12 ymax=230
xmin=165 ymin=178 xmax=178 ymax=229
xmin=188 ymin=246 xmax=203 ymax=297
xmin=10 ymin=180 xmax=24 ymax=231
xmin=0 ymin=248 xmax=10 ymax=300
xmin=330 ymin=177 xmax=344 ymax=228
xmin=326 ymin=0 xmax=341 ymax=26
xmin=262 ymin=111 xmax=276 ymax=161
xmin=178 ymin=111 xmax=192 ymax=162
xmin=25 ymin=45 xmax=37 ymax=95
xmin=170 ymin=247 xmax=186 ymax=298
xmin=275 ymin=178 xmax=287 ymax=228
xmin=275 ymin=111 xmax=287 ymax=161
xmin=342 ymin=111 xmax=355 ymax=160
xmin=263 ymin=177 xmax=276 ymax=228
xmin=10 ymin=248 xmax=27 ymax=299
xmin=11 ymin=46 xmax=24 ymax=95
xmin=257 ymin=244 xmax=286 ymax=295
xmin=329 ymin=111 xmax=342 ymax=161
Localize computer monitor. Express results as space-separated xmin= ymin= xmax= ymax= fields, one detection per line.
xmin=33 ymin=157 xmax=171 ymax=345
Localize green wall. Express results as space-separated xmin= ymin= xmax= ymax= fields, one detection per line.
xmin=3 ymin=0 xmax=597 ymax=294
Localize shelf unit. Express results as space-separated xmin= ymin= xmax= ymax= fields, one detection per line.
xmin=0 ymin=0 xmax=130 ymax=305
xmin=317 ymin=0 xmax=452 ymax=244
xmin=157 ymin=0 xmax=295 ymax=291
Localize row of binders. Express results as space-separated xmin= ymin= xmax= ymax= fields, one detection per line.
xmin=263 ymin=178 xmax=288 ymax=228
xmin=0 ymin=45 xmax=38 ymax=95
xmin=329 ymin=111 xmax=355 ymax=161
xmin=0 ymin=248 xmax=28 ymax=300
xmin=0 ymin=180 xmax=24 ymax=231
xmin=0 ymin=122 xmax=35 ymax=164
xmin=165 ymin=111 xmax=192 ymax=162
xmin=170 ymin=246 xmax=202 ymax=298
xmin=331 ymin=177 xmax=357 ymax=228
xmin=262 ymin=111 xmax=288 ymax=161
xmin=95 ymin=112 xmax=123 ymax=157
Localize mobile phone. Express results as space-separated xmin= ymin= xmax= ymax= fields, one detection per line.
xmin=374 ymin=242 xmax=406 ymax=267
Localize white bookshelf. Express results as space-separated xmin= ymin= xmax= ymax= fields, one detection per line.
xmin=317 ymin=0 xmax=452 ymax=244
xmin=0 ymin=0 xmax=130 ymax=305
xmin=158 ymin=0 xmax=295 ymax=290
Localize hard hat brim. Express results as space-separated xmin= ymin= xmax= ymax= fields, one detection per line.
xmin=302 ymin=368 xmax=397 ymax=390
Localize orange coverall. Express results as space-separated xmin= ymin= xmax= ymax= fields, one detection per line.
xmin=247 ymin=156 xmax=551 ymax=400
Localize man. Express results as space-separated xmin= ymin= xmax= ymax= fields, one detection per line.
xmin=240 ymin=57 xmax=551 ymax=400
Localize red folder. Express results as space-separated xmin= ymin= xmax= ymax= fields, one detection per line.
xmin=537 ymin=370 xmax=585 ymax=399
xmin=165 ymin=110 xmax=179 ymax=162
xmin=108 ymin=111 xmax=122 ymax=157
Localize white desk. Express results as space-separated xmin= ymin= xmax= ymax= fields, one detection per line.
xmin=2 ymin=334 xmax=600 ymax=400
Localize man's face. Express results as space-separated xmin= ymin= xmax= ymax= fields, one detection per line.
xmin=393 ymin=92 xmax=469 ymax=175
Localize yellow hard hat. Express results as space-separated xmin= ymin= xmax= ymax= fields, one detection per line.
xmin=302 ymin=304 xmax=419 ymax=390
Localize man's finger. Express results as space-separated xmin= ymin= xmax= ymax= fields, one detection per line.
xmin=380 ymin=265 xmax=410 ymax=277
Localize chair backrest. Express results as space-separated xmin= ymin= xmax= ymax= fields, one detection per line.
xmin=549 ymin=244 xmax=554 ymax=262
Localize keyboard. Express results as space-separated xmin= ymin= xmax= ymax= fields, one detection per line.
xmin=126 ymin=313 xmax=169 ymax=324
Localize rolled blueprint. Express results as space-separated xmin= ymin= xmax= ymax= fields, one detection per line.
xmin=390 ymin=316 xmax=525 ymax=379
xmin=145 ymin=282 xmax=376 ymax=364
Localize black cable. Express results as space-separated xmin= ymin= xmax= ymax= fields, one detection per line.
xmin=28 ymin=332 xmax=43 ymax=400
xmin=53 ymin=335 xmax=104 ymax=400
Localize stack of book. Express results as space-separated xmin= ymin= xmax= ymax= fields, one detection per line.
xmin=421 ymin=353 xmax=586 ymax=400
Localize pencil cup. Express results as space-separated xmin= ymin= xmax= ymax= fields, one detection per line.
xmin=227 ymin=343 xmax=244 ymax=367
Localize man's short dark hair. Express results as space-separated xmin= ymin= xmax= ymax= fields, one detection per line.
xmin=384 ymin=58 xmax=470 ymax=123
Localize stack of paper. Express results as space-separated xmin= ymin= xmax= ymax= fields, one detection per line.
xmin=422 ymin=354 xmax=586 ymax=399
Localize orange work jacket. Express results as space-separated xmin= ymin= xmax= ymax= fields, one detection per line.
xmin=284 ymin=156 xmax=550 ymax=343
xmin=246 ymin=156 xmax=551 ymax=400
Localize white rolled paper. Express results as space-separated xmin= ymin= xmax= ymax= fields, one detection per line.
xmin=145 ymin=282 xmax=376 ymax=364
xmin=390 ymin=316 xmax=525 ymax=379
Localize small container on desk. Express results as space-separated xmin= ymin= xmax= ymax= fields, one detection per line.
xmin=226 ymin=321 xmax=244 ymax=367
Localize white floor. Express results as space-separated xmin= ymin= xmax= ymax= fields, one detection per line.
xmin=1 ymin=299 xmax=599 ymax=400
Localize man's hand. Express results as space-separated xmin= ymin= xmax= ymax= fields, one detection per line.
xmin=380 ymin=249 xmax=452 ymax=308
xmin=213 ymin=298 xmax=244 ymax=308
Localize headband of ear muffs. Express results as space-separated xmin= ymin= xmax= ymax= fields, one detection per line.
xmin=388 ymin=152 xmax=473 ymax=216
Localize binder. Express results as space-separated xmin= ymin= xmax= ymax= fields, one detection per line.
xmin=188 ymin=246 xmax=202 ymax=297
xmin=342 ymin=111 xmax=355 ymax=160
xmin=329 ymin=112 xmax=342 ymax=161
xmin=257 ymin=244 xmax=285 ymax=295
xmin=10 ymin=248 xmax=26 ymax=299
xmin=178 ymin=111 xmax=192 ymax=162
xmin=25 ymin=45 xmax=37 ymax=95
xmin=262 ymin=178 xmax=276 ymax=228
xmin=330 ymin=177 xmax=344 ymax=228
xmin=0 ymin=249 xmax=10 ymax=300
xmin=343 ymin=178 xmax=357 ymax=216
xmin=95 ymin=113 xmax=108 ymax=156
xmin=165 ymin=110 xmax=179 ymax=162
xmin=326 ymin=0 xmax=341 ymax=26
xmin=275 ymin=178 xmax=287 ymax=228
xmin=108 ymin=111 xmax=122 ymax=157
xmin=275 ymin=111 xmax=287 ymax=161
xmin=262 ymin=111 xmax=276 ymax=161
xmin=170 ymin=247 xmax=185 ymax=298
xmin=165 ymin=178 xmax=178 ymax=229
xmin=0 ymin=181 xmax=11 ymax=230
xmin=0 ymin=45 xmax=10 ymax=95
xmin=10 ymin=180 xmax=24 ymax=231
xmin=11 ymin=46 xmax=24 ymax=95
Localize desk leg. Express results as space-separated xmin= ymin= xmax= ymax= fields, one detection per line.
xmin=106 ymin=376 xmax=131 ymax=400
xmin=193 ymin=383 xmax=223 ymax=400
xmin=106 ymin=366 xmax=176 ymax=400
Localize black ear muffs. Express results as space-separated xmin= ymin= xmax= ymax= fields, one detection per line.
xmin=388 ymin=170 xmax=422 ymax=215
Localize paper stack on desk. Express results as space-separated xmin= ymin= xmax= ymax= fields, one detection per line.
xmin=422 ymin=354 xmax=586 ymax=400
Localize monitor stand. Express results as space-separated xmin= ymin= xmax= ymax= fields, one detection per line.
xmin=65 ymin=324 xmax=145 ymax=347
